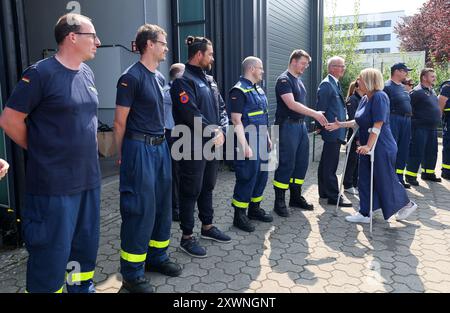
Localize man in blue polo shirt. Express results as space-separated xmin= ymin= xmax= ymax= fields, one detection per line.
xmin=384 ymin=63 xmax=413 ymax=188
xmin=439 ymin=80 xmax=450 ymax=180
xmin=0 ymin=14 xmax=101 ymax=293
xmin=406 ymin=68 xmax=442 ymax=186
xmin=272 ymin=50 xmax=328 ymax=217
xmin=113 ymin=24 xmax=182 ymax=293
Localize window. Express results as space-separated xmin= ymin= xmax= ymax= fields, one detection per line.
xmin=357 ymin=48 xmax=391 ymax=54
xmin=360 ymin=34 xmax=391 ymax=42
xmin=174 ymin=0 xmax=206 ymax=62
xmin=333 ymin=19 xmax=392 ymax=31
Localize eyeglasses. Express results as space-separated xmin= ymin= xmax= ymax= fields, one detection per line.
xmin=332 ymin=65 xmax=346 ymax=68
xmin=155 ymin=40 xmax=168 ymax=47
xmin=75 ymin=32 xmax=98 ymax=41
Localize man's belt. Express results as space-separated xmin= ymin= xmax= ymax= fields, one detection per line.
xmin=125 ymin=131 xmax=166 ymax=146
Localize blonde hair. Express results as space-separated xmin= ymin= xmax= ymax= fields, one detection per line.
xmin=360 ymin=68 xmax=384 ymax=92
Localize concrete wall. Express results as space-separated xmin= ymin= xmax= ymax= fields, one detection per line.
xmin=22 ymin=0 xmax=172 ymax=126
xmin=266 ymin=0 xmax=314 ymax=119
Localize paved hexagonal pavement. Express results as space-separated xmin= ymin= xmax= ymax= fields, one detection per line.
xmin=1 ymin=135 xmax=450 ymax=293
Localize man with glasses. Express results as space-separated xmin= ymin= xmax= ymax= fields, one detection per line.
xmin=272 ymin=50 xmax=328 ymax=217
xmin=0 ymin=14 xmax=101 ymax=293
xmin=114 ymin=24 xmax=182 ymax=293
xmin=317 ymin=56 xmax=352 ymax=207
xmin=384 ymin=63 xmax=414 ymax=188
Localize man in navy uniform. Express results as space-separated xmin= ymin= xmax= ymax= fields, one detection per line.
xmin=439 ymin=80 xmax=450 ymax=180
xmin=317 ymin=56 xmax=352 ymax=207
xmin=384 ymin=63 xmax=413 ymax=188
xmin=406 ymin=68 xmax=442 ymax=186
xmin=0 ymin=14 xmax=101 ymax=293
xmin=273 ymin=50 xmax=328 ymax=217
xmin=170 ymin=36 xmax=230 ymax=258
xmin=114 ymin=24 xmax=182 ymax=293
xmin=228 ymin=57 xmax=273 ymax=232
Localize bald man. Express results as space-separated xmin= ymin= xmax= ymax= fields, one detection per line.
xmin=228 ymin=57 xmax=273 ymax=233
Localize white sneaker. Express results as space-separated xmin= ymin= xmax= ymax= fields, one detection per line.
xmin=345 ymin=212 xmax=371 ymax=224
xmin=344 ymin=187 xmax=359 ymax=195
xmin=395 ymin=201 xmax=418 ymax=221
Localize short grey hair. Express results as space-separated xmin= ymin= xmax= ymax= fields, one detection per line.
xmin=327 ymin=56 xmax=345 ymax=71
xmin=242 ymin=56 xmax=262 ymax=74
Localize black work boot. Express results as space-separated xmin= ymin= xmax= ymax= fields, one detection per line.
xmin=289 ymin=185 xmax=314 ymax=211
xmin=248 ymin=202 xmax=273 ymax=223
xmin=421 ymin=173 xmax=442 ymax=182
xmin=121 ymin=276 xmax=154 ymax=293
xmin=233 ymin=207 xmax=255 ymax=232
xmin=406 ymin=175 xmax=419 ymax=186
xmin=274 ymin=187 xmax=289 ymax=217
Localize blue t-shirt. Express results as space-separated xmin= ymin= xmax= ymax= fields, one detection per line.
xmin=410 ymin=85 xmax=440 ymax=129
xmin=6 ymin=57 xmax=101 ymax=196
xmin=116 ymin=62 xmax=165 ymax=136
xmin=275 ymin=71 xmax=307 ymax=123
xmin=384 ymin=80 xmax=412 ymax=115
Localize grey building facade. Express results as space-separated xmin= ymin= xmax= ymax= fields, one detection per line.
xmin=0 ymin=0 xmax=323 ymax=245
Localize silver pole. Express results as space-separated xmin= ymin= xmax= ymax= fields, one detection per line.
xmin=368 ymin=128 xmax=379 ymax=237
xmin=335 ymin=126 xmax=359 ymax=216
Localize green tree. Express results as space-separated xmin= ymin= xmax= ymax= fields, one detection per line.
xmin=323 ymin=0 xmax=363 ymax=97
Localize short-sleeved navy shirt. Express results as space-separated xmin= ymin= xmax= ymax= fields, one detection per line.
xmin=410 ymin=85 xmax=441 ymax=129
xmin=6 ymin=57 xmax=101 ymax=196
xmin=116 ymin=62 xmax=165 ymax=136
xmin=275 ymin=71 xmax=307 ymax=122
xmin=229 ymin=89 xmax=247 ymax=114
xmin=384 ymin=80 xmax=412 ymax=115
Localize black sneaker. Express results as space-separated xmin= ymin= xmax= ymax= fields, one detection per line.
xmin=201 ymin=226 xmax=232 ymax=243
xmin=121 ymin=276 xmax=154 ymax=293
xmin=180 ymin=236 xmax=207 ymax=258
xmin=145 ymin=259 xmax=182 ymax=277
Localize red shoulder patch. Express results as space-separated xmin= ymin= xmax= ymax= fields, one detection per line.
xmin=179 ymin=92 xmax=189 ymax=104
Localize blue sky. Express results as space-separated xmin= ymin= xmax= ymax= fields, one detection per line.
xmin=325 ymin=0 xmax=427 ymax=17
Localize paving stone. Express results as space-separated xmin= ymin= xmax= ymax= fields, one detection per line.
xmin=1 ymin=138 xmax=450 ymax=293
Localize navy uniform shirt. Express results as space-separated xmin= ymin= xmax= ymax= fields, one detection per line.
xmin=170 ymin=63 xmax=228 ymax=136
xmin=275 ymin=70 xmax=307 ymax=123
xmin=410 ymin=84 xmax=441 ymax=129
xmin=384 ymin=80 xmax=412 ymax=115
xmin=116 ymin=62 xmax=165 ymax=136
xmin=6 ymin=56 xmax=100 ymax=196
